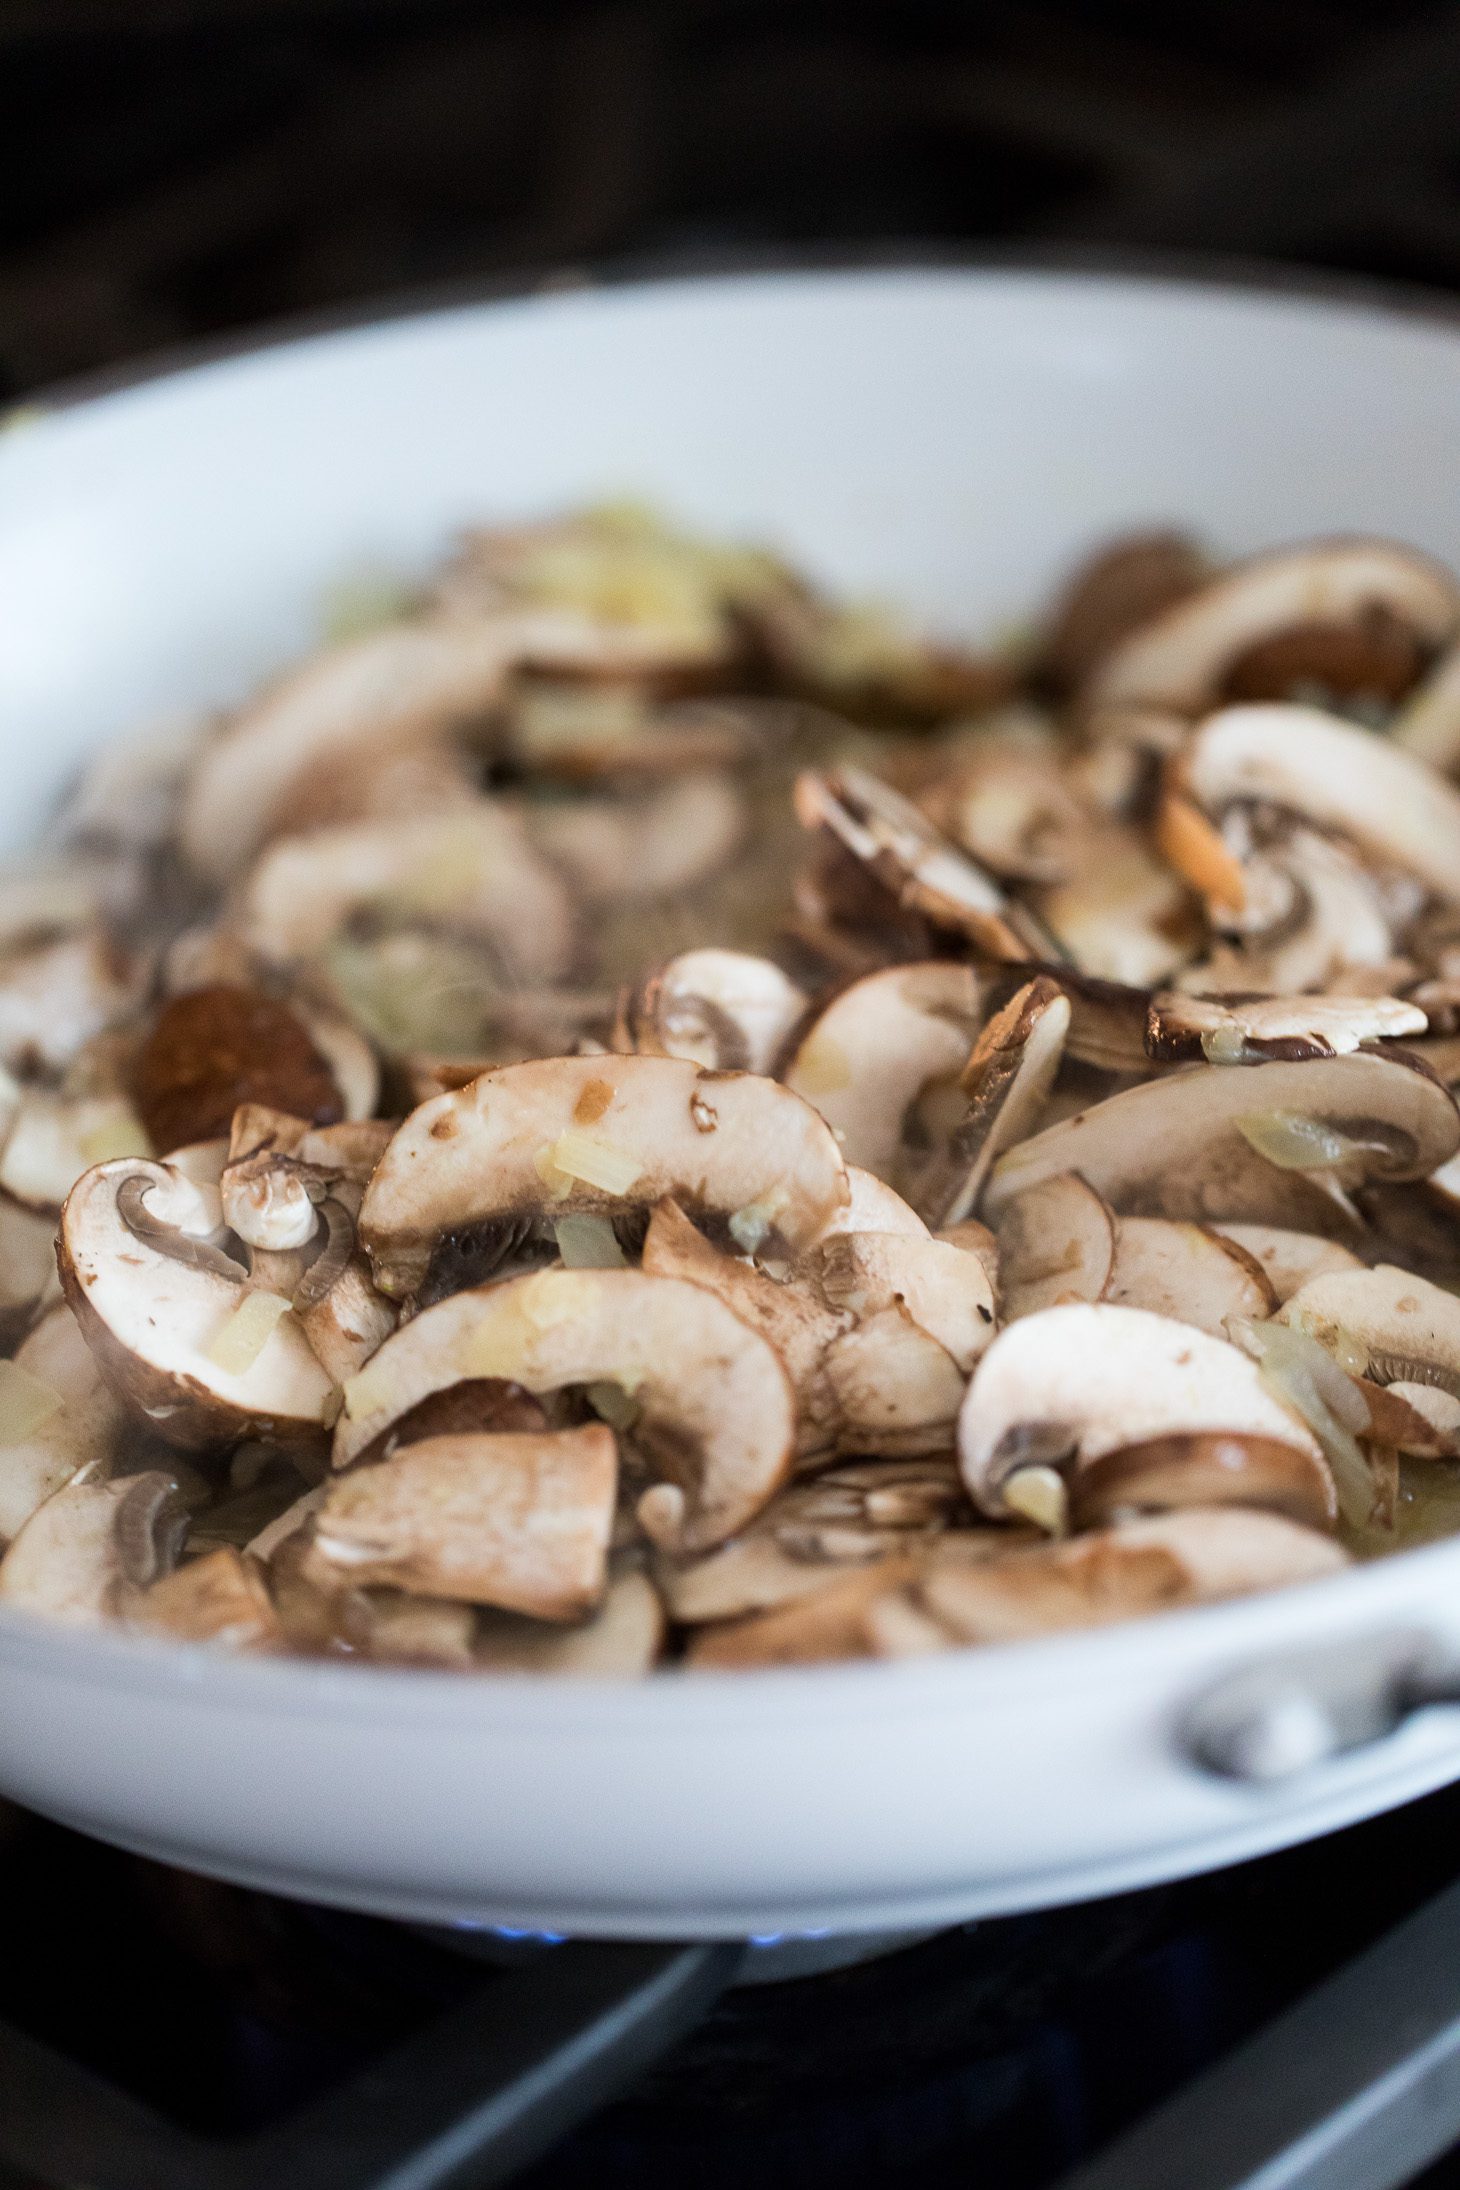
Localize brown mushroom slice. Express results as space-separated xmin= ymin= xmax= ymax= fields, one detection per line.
xmin=984 ymin=1053 xmax=1460 ymax=1230
xmin=793 ymin=766 xmax=1038 ymax=961
xmin=1085 ymin=540 xmax=1459 ymax=716
xmin=302 ymin=1426 xmax=616 ymax=1618
xmin=0 ymin=1305 xmax=129 ymax=1543
xmin=0 ymin=1469 xmax=186 ymax=1624
xmin=958 ymin=1302 xmax=1323 ymax=1522
xmin=131 ymin=984 xmax=353 ymax=1155
xmin=995 ymin=1173 xmax=1117 ymax=1322
xmin=1070 ymin=1431 xmax=1336 ymax=1531
xmin=1208 ymin=1224 xmax=1364 ymax=1304
xmin=938 ymin=743 xmax=1090 ymax=885
xmin=1178 ymin=829 xmax=1396 ymax=998
xmin=809 ymin=1231 xmax=997 ymax=1374
xmin=616 ymin=950 xmax=808 ymax=1074
xmin=0 ymin=1089 xmax=149 ymax=1215
xmin=919 ymin=1509 xmax=1348 ymax=1645
xmin=238 ymin=807 xmax=577 ymax=987
xmin=922 ymin=976 xmax=1070 ymax=1227
xmin=524 ymin=773 xmax=744 ymax=904
xmin=1044 ymin=530 xmax=1209 ymax=689
xmin=1356 ymin=1378 xmax=1460 ymax=1460
xmin=781 ymin=962 xmax=984 ymax=1188
xmin=333 ymin=1269 xmax=795 ymax=1554
xmin=934 ymin=1217 xmax=1000 ymax=1292
xmin=1279 ymin=1264 xmax=1460 ymax=1398
xmin=1147 ymin=991 xmax=1427 ymax=1066
xmin=357 ymin=1591 xmax=478 ymax=1669
xmin=823 ymin=1168 xmax=931 ymax=1239
xmin=129 ymin=1545 xmax=280 ymax=1648
xmin=685 ymin=1553 xmax=924 ymax=1669
xmin=1183 ymin=704 xmax=1460 ymax=906
xmin=359 ymin=1054 xmax=848 ymax=1302
xmin=1034 ymin=830 xmax=1202 ymax=988
xmin=475 ymin=1567 xmax=666 ymax=1677
xmin=823 ymin=1306 xmax=966 ymax=1459
xmin=1104 ymin=1218 xmax=1278 ymax=1337
xmin=59 ymin=1159 xmax=333 ymax=1449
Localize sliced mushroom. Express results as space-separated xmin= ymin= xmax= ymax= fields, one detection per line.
xmin=1044 ymin=530 xmax=1209 ymax=689
xmin=359 ymin=1054 xmax=848 ymax=1302
xmin=1104 ymin=1218 xmax=1277 ymax=1336
xmin=1181 ymin=703 xmax=1460 ymax=906
xmin=984 ymin=1052 xmax=1460 ymax=1230
xmin=1280 ymin=1264 xmax=1460 ymax=1398
xmin=0 ymin=930 xmax=146 ymax=1077
xmin=524 ymin=772 xmax=745 ymax=904
xmin=0 ymin=1089 xmax=149 ymax=1215
xmin=822 ymin=1306 xmax=967 ymax=1459
xmin=1070 ymin=1431 xmax=1336 ymax=1531
xmin=1086 ymin=540 xmax=1459 ymax=716
xmin=0 ymin=1305 xmax=129 ymax=1543
xmin=59 ymin=1159 xmax=334 ymax=1448
xmin=238 ymin=807 xmax=577 ymax=987
xmin=302 ymin=1426 xmax=617 ymax=1617
xmin=781 ymin=961 xmax=984 ymax=1190
xmin=995 ymin=1172 xmax=1116 ymax=1321
xmin=822 ymin=1167 xmax=931 ymax=1239
xmin=1146 ymin=990 xmax=1426 ymax=1064
xmin=615 ymin=949 xmax=807 ymax=1074
xmin=0 ymin=1193 xmax=64 ymax=1328
xmin=1207 ymin=1223 xmax=1364 ymax=1304
xmin=958 ymin=1302 xmax=1324 ymax=1522
xmin=333 ymin=1268 xmax=796 ymax=1553
xmin=0 ymin=1468 xmax=186 ymax=1624
xmin=130 ymin=985 xmax=349 ymax=1154
xmin=1034 ymin=828 xmax=1202 ymax=987
xmin=919 ymin=975 xmax=1070 ymax=1226
xmin=685 ymin=1553 xmax=925 ymax=1668
xmin=807 ymin=1231 xmax=997 ymax=1374
xmin=475 ymin=1566 xmax=666 ymax=1676
xmin=356 ymin=1591 xmax=478 ymax=1669
xmin=128 ymin=1545 xmax=280 ymax=1648
xmin=1392 ymin=632 xmax=1460 ymax=771
xmin=1177 ymin=828 xmax=1396 ymax=997
xmin=937 ymin=740 xmax=1090 ymax=884
xmin=504 ymin=683 xmax=755 ymax=779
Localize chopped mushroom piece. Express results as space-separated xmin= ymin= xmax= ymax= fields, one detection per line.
xmin=129 ymin=1546 xmax=280 ymax=1648
xmin=0 ymin=1306 xmax=128 ymax=1543
xmin=475 ymin=1567 xmax=666 ymax=1676
xmin=0 ymin=1469 xmax=187 ymax=1624
xmin=1104 ymin=1218 xmax=1277 ymax=1337
xmin=920 ymin=975 xmax=1070 ymax=1226
xmin=616 ymin=949 xmax=807 ymax=1074
xmin=995 ymin=1173 xmax=1116 ymax=1321
xmin=1146 ymin=991 xmax=1427 ymax=1064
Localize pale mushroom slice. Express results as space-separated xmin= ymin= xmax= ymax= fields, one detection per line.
xmin=807 ymin=1231 xmax=997 ymax=1375
xmin=1207 ymin=1224 xmax=1364 ymax=1305
xmin=957 ymin=1302 xmax=1324 ymax=1527
xmin=1181 ymin=703 xmax=1460 ymax=907
xmin=0 ymin=1193 xmax=64 ymax=1331
xmin=685 ymin=1553 xmax=925 ymax=1669
xmin=1392 ymin=633 xmax=1460 ymax=771
xmin=1279 ymin=1264 xmax=1460 ymax=1399
xmin=821 ymin=1306 xmax=967 ymax=1460
xmin=1043 ymin=530 xmax=1209 ymax=690
xmin=58 ymin=1158 xmax=334 ymax=1449
xmin=236 ymin=806 xmax=578 ymax=988
xmin=0 ymin=930 xmax=146 ymax=1078
xmin=302 ymin=1426 xmax=617 ymax=1618
xmin=0 ymin=1088 xmax=149 ymax=1216
xmin=475 ymin=1566 xmax=666 ymax=1677
xmin=995 ymin=1173 xmax=1116 ymax=1322
xmin=1033 ymin=828 xmax=1203 ymax=988
xmin=916 ymin=1509 xmax=1348 ymax=1646
xmin=822 ymin=1168 xmax=931 ymax=1239
xmin=1173 ymin=828 xmax=1396 ymax=997
xmin=984 ymin=1052 xmax=1460 ymax=1231
xmin=0 ymin=1468 xmax=188 ymax=1624
xmin=781 ymin=962 xmax=985 ymax=1190
xmin=1069 ymin=1431 xmax=1337 ymax=1532
xmin=0 ymin=1305 xmax=129 ymax=1543
xmin=523 ymin=773 xmax=745 ymax=904
xmin=1147 ymin=991 xmax=1427 ymax=1066
xmin=936 ymin=739 xmax=1091 ymax=884
xmin=128 ymin=1546 xmax=280 ymax=1649
xmin=918 ymin=976 xmax=1070 ymax=1227
xmin=615 ymin=950 xmax=808 ymax=1074
xmin=358 ymin=1054 xmax=848 ymax=1302
xmin=355 ymin=1591 xmax=479 ymax=1670
xmin=333 ymin=1268 xmax=796 ymax=1554
xmin=793 ymin=766 xmax=1041 ymax=961
xmin=1104 ymin=1218 xmax=1277 ymax=1337
xmin=1085 ymin=540 xmax=1460 ymax=716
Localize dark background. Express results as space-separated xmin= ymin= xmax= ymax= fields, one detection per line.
xmin=7 ymin=0 xmax=1460 ymax=404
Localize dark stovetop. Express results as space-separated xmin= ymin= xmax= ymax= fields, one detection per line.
xmin=9 ymin=1775 xmax=1460 ymax=2190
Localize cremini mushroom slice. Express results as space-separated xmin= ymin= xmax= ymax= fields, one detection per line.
xmin=359 ymin=1054 xmax=848 ymax=1302
xmin=1392 ymin=633 xmax=1460 ymax=772
xmin=615 ymin=949 xmax=808 ymax=1074
xmin=781 ymin=961 xmax=984 ymax=1192
xmin=808 ymin=1231 xmax=997 ymax=1375
xmin=128 ymin=1545 xmax=280 ymax=1648
xmin=59 ymin=1158 xmax=333 ymax=1449
xmin=0 ymin=1193 xmax=64 ymax=1331
xmin=936 ymin=739 xmax=1090 ymax=885
xmin=958 ymin=1302 xmax=1323 ymax=1525
xmin=0 ymin=1087 xmax=149 ymax=1215
xmin=238 ymin=807 xmax=577 ymax=987
xmin=0 ymin=930 xmax=145 ymax=1078
xmin=302 ymin=1426 xmax=617 ymax=1617
xmin=822 ymin=1305 xmax=967 ymax=1458
xmin=1044 ymin=530 xmax=1209 ymax=690
xmin=1181 ymin=703 xmax=1460 ymax=906
xmin=995 ymin=1172 xmax=1116 ymax=1322
xmin=916 ymin=1509 xmax=1347 ymax=1645
xmin=824 ymin=1167 xmax=932 ymax=1239
xmin=0 ymin=1305 xmax=129 ymax=1543
xmin=984 ymin=1052 xmax=1460 ymax=1230
xmin=1207 ymin=1224 xmax=1364 ymax=1304
xmin=1146 ymin=990 xmax=1427 ymax=1064
xmin=1279 ymin=1264 xmax=1460 ymax=1399
xmin=1070 ymin=1431 xmax=1336 ymax=1532
xmin=475 ymin=1566 xmax=666 ymax=1676
xmin=1085 ymin=540 xmax=1460 ymax=717
xmin=333 ymin=1268 xmax=796 ymax=1554
xmin=920 ymin=976 xmax=1070 ymax=1227
xmin=1104 ymin=1218 xmax=1277 ymax=1336
xmin=523 ymin=773 xmax=745 ymax=904
xmin=354 ymin=1591 xmax=479 ymax=1669
xmin=685 ymin=1553 xmax=925 ymax=1669
xmin=1033 ymin=829 xmax=1202 ymax=988
xmin=0 ymin=1468 xmax=187 ymax=1624
xmin=130 ymin=984 xmax=350 ymax=1154
xmin=1176 ymin=829 xmax=1396 ymax=996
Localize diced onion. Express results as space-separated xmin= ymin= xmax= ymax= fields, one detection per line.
xmin=1236 ymin=1109 xmax=1357 ymax=1171
xmin=205 ymin=1291 xmax=291 ymax=1375
xmin=0 ymin=1359 xmax=63 ymax=1441
xmin=554 ymin=1214 xmax=627 ymax=1269
xmin=1228 ymin=1315 xmax=1372 ymax=1526
xmin=549 ymin=1129 xmax=643 ymax=1195
xmin=1001 ymin=1464 xmax=1068 ymax=1536
xmin=728 ymin=1186 xmax=789 ymax=1255
xmin=78 ymin=1103 xmax=150 ymax=1165
xmin=586 ymin=1380 xmax=640 ymax=1432
xmin=1200 ymin=1024 xmax=1253 ymax=1066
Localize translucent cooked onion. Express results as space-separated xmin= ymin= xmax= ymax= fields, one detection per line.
xmin=553 ymin=1214 xmax=627 ymax=1269
xmin=548 ymin=1130 xmax=644 ymax=1196
xmin=1236 ymin=1109 xmax=1366 ymax=1172
xmin=1228 ymin=1315 xmax=1372 ymax=1527
xmin=0 ymin=1359 xmax=63 ymax=1441
xmin=1200 ymin=1024 xmax=1254 ymax=1066
xmin=1001 ymin=1464 xmax=1069 ymax=1536
xmin=205 ymin=1290 xmax=293 ymax=1375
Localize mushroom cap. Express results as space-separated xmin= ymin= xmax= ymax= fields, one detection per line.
xmin=332 ymin=1267 xmax=797 ymax=1553
xmin=238 ymin=807 xmax=577 ymax=987
xmin=58 ymin=1158 xmax=334 ymax=1448
xmin=1184 ymin=703 xmax=1460 ymax=905
xmin=1208 ymin=1223 xmax=1364 ymax=1304
xmin=617 ymin=949 xmax=808 ymax=1075
xmin=304 ymin=1425 xmax=617 ymax=1618
xmin=1086 ymin=540 xmax=1460 ymax=715
xmin=359 ymin=1054 xmax=849 ymax=1300
xmin=781 ymin=961 xmax=984 ymax=1187
xmin=1069 ymin=1430 xmax=1337 ymax=1532
xmin=1147 ymin=991 xmax=1427 ymax=1065
xmin=957 ymin=1301 xmax=1323 ymax=1513
xmin=984 ymin=1052 xmax=1460 ymax=1228
xmin=995 ymin=1172 xmax=1116 ymax=1321
xmin=1104 ymin=1217 xmax=1277 ymax=1337
xmin=1279 ymin=1263 xmax=1460 ymax=1394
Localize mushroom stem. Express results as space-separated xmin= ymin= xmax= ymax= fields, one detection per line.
xmin=117 ymin=1173 xmax=247 ymax=1284
xmin=292 ymin=1197 xmax=356 ymax=1311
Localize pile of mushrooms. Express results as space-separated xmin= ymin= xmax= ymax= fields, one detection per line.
xmin=9 ymin=504 xmax=1460 ymax=1672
